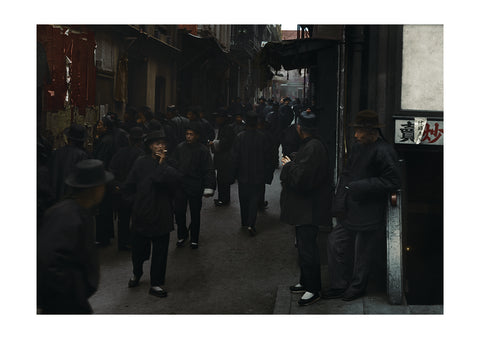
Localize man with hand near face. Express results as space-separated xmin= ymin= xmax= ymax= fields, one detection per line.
xmin=123 ymin=130 xmax=181 ymax=297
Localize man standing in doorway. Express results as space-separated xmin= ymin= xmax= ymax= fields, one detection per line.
xmin=280 ymin=110 xmax=332 ymax=306
xmin=324 ymin=110 xmax=401 ymax=301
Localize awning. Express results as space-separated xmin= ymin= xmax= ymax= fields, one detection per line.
xmin=259 ymin=38 xmax=337 ymax=71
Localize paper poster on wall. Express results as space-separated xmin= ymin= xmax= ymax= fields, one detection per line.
xmin=395 ymin=118 xmax=443 ymax=145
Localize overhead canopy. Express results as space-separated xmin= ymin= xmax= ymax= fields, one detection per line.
xmin=259 ymin=38 xmax=337 ymax=71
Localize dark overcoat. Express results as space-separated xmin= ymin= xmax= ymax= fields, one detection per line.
xmin=211 ymin=123 xmax=236 ymax=185
xmin=49 ymin=144 xmax=88 ymax=202
xmin=280 ymin=137 xmax=333 ymax=226
xmin=332 ymin=138 xmax=401 ymax=231
xmin=124 ymin=155 xmax=181 ymax=237
xmin=37 ymin=199 xmax=99 ymax=314
xmin=172 ymin=141 xmax=216 ymax=196
xmin=232 ymin=128 xmax=273 ymax=185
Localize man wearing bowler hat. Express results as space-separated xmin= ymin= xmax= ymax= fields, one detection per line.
xmin=280 ymin=110 xmax=332 ymax=306
xmin=37 ymin=159 xmax=113 ymax=313
xmin=324 ymin=109 xmax=401 ymax=301
xmin=49 ymin=123 xmax=89 ymax=202
xmin=123 ymin=130 xmax=181 ymax=297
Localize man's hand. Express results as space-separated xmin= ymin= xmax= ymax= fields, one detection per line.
xmin=155 ymin=150 xmax=167 ymax=164
xmin=281 ymin=156 xmax=291 ymax=166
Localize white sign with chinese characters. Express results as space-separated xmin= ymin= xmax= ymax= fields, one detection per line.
xmin=395 ymin=119 xmax=444 ymax=145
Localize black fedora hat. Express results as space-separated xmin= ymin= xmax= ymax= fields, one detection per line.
xmin=129 ymin=127 xmax=144 ymax=141
xmin=349 ymin=110 xmax=385 ymax=128
xmin=64 ymin=123 xmax=87 ymax=142
xmin=298 ymin=110 xmax=317 ymax=132
xmin=65 ymin=159 xmax=113 ymax=188
xmin=144 ymin=129 xmax=167 ymax=145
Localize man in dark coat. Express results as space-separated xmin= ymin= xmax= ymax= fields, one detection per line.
xmin=109 ymin=127 xmax=145 ymax=251
xmin=186 ymin=106 xmax=213 ymax=146
xmin=208 ymin=108 xmax=236 ymax=207
xmin=232 ymin=110 xmax=274 ymax=236
xmin=172 ymin=122 xmax=216 ymax=249
xmin=230 ymin=111 xmax=246 ymax=135
xmin=255 ymin=96 xmax=266 ymax=121
xmin=324 ymin=110 xmax=401 ymax=301
xmin=165 ymin=104 xmax=189 ymax=148
xmin=279 ymin=97 xmax=294 ymax=131
xmin=37 ymin=159 xmax=113 ymax=313
xmin=49 ymin=123 xmax=89 ymax=202
xmin=93 ymin=116 xmax=117 ymax=245
xmin=123 ymin=130 xmax=181 ymax=297
xmin=280 ymin=110 xmax=333 ymax=306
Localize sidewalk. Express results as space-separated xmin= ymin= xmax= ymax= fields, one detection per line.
xmin=273 ymin=285 xmax=443 ymax=314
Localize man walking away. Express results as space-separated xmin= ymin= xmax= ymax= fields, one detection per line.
xmin=37 ymin=159 xmax=113 ymax=313
xmin=123 ymin=130 xmax=181 ymax=297
xmin=172 ymin=123 xmax=216 ymax=249
xmin=324 ymin=110 xmax=401 ymax=301
xmin=280 ymin=111 xmax=333 ymax=306
xmin=232 ymin=110 xmax=274 ymax=236
xmin=209 ymin=108 xmax=236 ymax=207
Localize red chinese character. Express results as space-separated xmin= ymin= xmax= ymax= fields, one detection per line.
xmin=422 ymin=122 xmax=443 ymax=143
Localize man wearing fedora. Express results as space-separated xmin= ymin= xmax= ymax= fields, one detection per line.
xmin=37 ymin=159 xmax=113 ymax=313
xmin=324 ymin=109 xmax=401 ymax=301
xmin=109 ymin=127 xmax=145 ymax=251
xmin=280 ymin=110 xmax=332 ymax=306
xmin=49 ymin=123 xmax=89 ymax=202
xmin=209 ymin=108 xmax=236 ymax=207
xmin=123 ymin=130 xmax=181 ymax=297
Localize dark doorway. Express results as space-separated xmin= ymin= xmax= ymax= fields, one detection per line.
xmin=155 ymin=76 xmax=166 ymax=115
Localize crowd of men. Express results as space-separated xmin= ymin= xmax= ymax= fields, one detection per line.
xmin=37 ymin=97 xmax=401 ymax=313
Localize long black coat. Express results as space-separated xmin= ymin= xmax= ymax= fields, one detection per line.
xmin=124 ymin=155 xmax=181 ymax=237
xmin=332 ymin=138 xmax=401 ymax=231
xmin=280 ymin=137 xmax=333 ymax=226
xmin=211 ymin=123 xmax=236 ymax=185
xmin=93 ymin=132 xmax=115 ymax=169
xmin=172 ymin=141 xmax=216 ymax=196
xmin=37 ymin=199 xmax=99 ymax=314
xmin=232 ymin=128 xmax=273 ymax=185
xmin=49 ymin=144 xmax=88 ymax=202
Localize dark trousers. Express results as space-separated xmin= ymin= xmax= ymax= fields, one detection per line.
xmin=296 ymin=224 xmax=322 ymax=293
xmin=238 ymin=183 xmax=263 ymax=228
xmin=217 ymin=182 xmax=231 ymax=203
xmin=131 ymin=231 xmax=170 ymax=286
xmin=327 ymin=223 xmax=377 ymax=294
xmin=116 ymin=200 xmax=132 ymax=248
xmin=95 ymin=191 xmax=114 ymax=244
xmin=174 ymin=190 xmax=202 ymax=243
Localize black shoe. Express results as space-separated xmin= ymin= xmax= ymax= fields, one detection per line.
xmin=214 ymin=199 xmax=229 ymax=207
xmin=322 ymin=288 xmax=345 ymax=299
xmin=190 ymin=242 xmax=199 ymax=249
xmin=298 ymin=292 xmax=321 ymax=306
xmin=128 ymin=276 xmax=140 ymax=288
xmin=289 ymin=284 xmax=306 ymax=294
xmin=149 ymin=286 xmax=168 ymax=298
xmin=176 ymin=238 xmax=188 ymax=247
xmin=247 ymin=227 xmax=256 ymax=236
xmin=341 ymin=290 xmax=364 ymax=301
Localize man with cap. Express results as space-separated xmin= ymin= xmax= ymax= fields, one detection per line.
xmin=37 ymin=159 xmax=113 ymax=313
xmin=255 ymin=97 xmax=266 ymax=121
xmin=109 ymin=127 xmax=145 ymax=251
xmin=279 ymin=97 xmax=294 ymax=131
xmin=172 ymin=122 xmax=216 ymax=249
xmin=280 ymin=110 xmax=333 ymax=306
xmin=123 ymin=129 xmax=181 ymax=297
xmin=232 ymin=110 xmax=274 ymax=236
xmin=49 ymin=123 xmax=89 ymax=202
xmin=324 ymin=109 xmax=401 ymax=301
xmin=230 ymin=110 xmax=246 ymax=135
xmin=208 ymin=108 xmax=236 ymax=207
